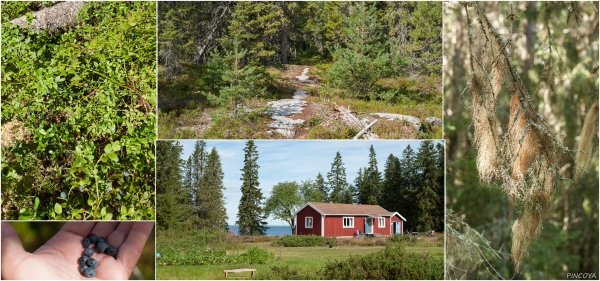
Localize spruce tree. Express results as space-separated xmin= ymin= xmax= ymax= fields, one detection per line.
xmin=314 ymin=172 xmax=329 ymax=202
xmin=354 ymin=167 xmax=367 ymax=204
xmin=413 ymin=141 xmax=441 ymax=232
xmin=364 ymin=145 xmax=383 ymax=205
xmin=380 ymin=154 xmax=402 ymax=212
xmin=399 ymin=145 xmax=417 ymax=231
xmin=236 ymin=140 xmax=268 ymax=235
xmin=197 ymin=147 xmax=229 ymax=232
xmin=327 ymin=152 xmax=348 ymax=203
xmin=156 ymin=141 xmax=189 ymax=231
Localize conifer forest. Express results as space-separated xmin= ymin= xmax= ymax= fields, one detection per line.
xmin=445 ymin=2 xmax=598 ymax=279
xmin=158 ymin=2 xmax=442 ymax=140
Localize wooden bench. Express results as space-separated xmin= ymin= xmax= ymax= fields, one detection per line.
xmin=224 ymin=268 xmax=257 ymax=278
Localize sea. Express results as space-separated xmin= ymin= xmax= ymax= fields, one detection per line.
xmin=228 ymin=225 xmax=292 ymax=236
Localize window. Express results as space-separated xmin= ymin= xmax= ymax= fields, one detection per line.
xmin=378 ymin=217 xmax=385 ymax=228
xmin=343 ymin=217 xmax=354 ymax=228
xmin=305 ymin=217 xmax=313 ymax=228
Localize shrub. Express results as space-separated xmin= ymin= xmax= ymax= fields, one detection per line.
xmin=1 ymin=2 xmax=156 ymax=220
xmin=258 ymin=265 xmax=323 ymax=280
xmin=272 ymin=235 xmax=338 ymax=247
xmin=323 ymin=245 xmax=443 ymax=280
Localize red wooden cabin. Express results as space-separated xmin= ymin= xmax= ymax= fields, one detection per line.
xmin=295 ymin=202 xmax=406 ymax=237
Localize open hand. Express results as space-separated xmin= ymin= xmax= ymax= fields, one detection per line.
xmin=1 ymin=221 xmax=154 ymax=280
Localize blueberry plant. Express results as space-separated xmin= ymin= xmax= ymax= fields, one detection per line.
xmin=1 ymin=2 xmax=156 ymax=220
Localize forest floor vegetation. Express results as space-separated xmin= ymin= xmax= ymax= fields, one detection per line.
xmin=158 ymin=64 xmax=441 ymax=139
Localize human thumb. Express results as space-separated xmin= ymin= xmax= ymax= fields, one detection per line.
xmin=1 ymin=222 xmax=27 ymax=279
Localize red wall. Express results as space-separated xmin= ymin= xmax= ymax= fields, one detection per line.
xmin=323 ymin=216 xmax=392 ymax=237
xmin=390 ymin=214 xmax=404 ymax=234
xmin=296 ymin=206 xmax=322 ymax=236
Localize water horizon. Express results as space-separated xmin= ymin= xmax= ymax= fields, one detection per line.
xmin=228 ymin=225 xmax=292 ymax=236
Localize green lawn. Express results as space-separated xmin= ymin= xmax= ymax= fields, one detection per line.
xmin=156 ymin=243 xmax=443 ymax=280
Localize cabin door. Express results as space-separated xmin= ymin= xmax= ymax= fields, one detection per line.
xmin=394 ymin=221 xmax=400 ymax=234
xmin=365 ymin=218 xmax=373 ymax=234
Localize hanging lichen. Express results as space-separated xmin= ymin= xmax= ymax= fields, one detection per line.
xmin=461 ymin=2 xmax=568 ymax=271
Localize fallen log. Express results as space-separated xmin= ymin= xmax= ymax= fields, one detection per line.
xmin=10 ymin=1 xmax=85 ymax=34
xmin=333 ymin=102 xmax=379 ymax=140
xmin=353 ymin=120 xmax=378 ymax=140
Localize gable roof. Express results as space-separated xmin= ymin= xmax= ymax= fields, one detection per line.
xmin=295 ymin=202 xmax=395 ymax=217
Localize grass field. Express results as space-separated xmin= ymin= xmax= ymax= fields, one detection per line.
xmin=157 ymin=238 xmax=443 ymax=280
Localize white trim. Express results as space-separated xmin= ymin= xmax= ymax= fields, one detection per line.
xmin=321 ymin=215 xmax=325 ymax=236
xmin=343 ymin=217 xmax=354 ymax=228
xmin=294 ymin=202 xmax=325 ymax=216
xmin=378 ymin=217 xmax=385 ymax=228
xmin=305 ymin=216 xmax=313 ymax=228
xmin=390 ymin=212 xmax=407 ymax=221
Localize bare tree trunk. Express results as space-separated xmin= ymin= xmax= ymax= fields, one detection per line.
xmin=10 ymin=1 xmax=85 ymax=34
xmin=280 ymin=2 xmax=290 ymax=65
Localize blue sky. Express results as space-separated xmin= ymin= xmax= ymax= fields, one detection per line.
xmin=176 ymin=140 xmax=444 ymax=226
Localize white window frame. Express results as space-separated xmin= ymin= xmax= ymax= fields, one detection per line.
xmin=305 ymin=217 xmax=313 ymax=228
xmin=343 ymin=217 xmax=354 ymax=228
xmin=378 ymin=217 xmax=385 ymax=228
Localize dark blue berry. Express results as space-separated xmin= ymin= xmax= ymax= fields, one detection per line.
xmin=79 ymin=255 xmax=89 ymax=264
xmin=97 ymin=241 xmax=109 ymax=253
xmin=106 ymin=246 xmax=118 ymax=257
xmin=77 ymin=54 xmax=81 ymax=58
xmin=99 ymin=47 xmax=103 ymax=51
xmin=60 ymin=191 xmax=66 ymax=198
xmin=86 ymin=257 xmax=98 ymax=268
xmin=46 ymin=90 xmax=50 ymax=94
xmin=88 ymin=233 xmax=98 ymax=244
xmin=83 ymin=267 xmax=96 ymax=278
xmin=66 ymin=207 xmax=71 ymax=215
xmin=84 ymin=247 xmax=94 ymax=257
xmin=97 ymin=237 xmax=106 ymax=244
xmin=82 ymin=237 xmax=90 ymax=248
xmin=124 ymin=171 xmax=130 ymax=177
xmin=79 ymin=263 xmax=88 ymax=273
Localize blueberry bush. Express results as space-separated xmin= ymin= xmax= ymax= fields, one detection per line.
xmin=1 ymin=2 xmax=156 ymax=220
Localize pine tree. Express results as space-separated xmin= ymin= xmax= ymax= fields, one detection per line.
xmin=203 ymin=32 xmax=267 ymax=115
xmin=197 ymin=147 xmax=229 ymax=232
xmin=314 ymin=172 xmax=329 ymax=202
xmin=364 ymin=145 xmax=383 ymax=205
xmin=327 ymin=152 xmax=348 ymax=203
xmin=236 ymin=140 xmax=268 ymax=235
xmin=326 ymin=1 xmax=394 ymax=99
xmin=156 ymin=141 xmax=190 ymax=231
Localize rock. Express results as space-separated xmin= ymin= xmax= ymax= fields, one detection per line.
xmin=371 ymin=113 xmax=422 ymax=131
xmin=266 ymin=89 xmax=309 ymax=136
xmin=424 ymin=117 xmax=442 ymax=126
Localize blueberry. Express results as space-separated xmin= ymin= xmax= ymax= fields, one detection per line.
xmin=86 ymin=257 xmax=98 ymax=268
xmin=83 ymin=267 xmax=96 ymax=278
xmin=66 ymin=207 xmax=71 ymax=215
xmin=79 ymin=263 xmax=88 ymax=273
xmin=82 ymin=237 xmax=91 ymax=248
xmin=60 ymin=191 xmax=66 ymax=199
xmin=79 ymin=255 xmax=89 ymax=264
xmin=130 ymin=33 xmax=134 ymax=37
xmin=79 ymin=185 xmax=84 ymax=191
xmin=106 ymin=246 xmax=118 ymax=257
xmin=46 ymin=90 xmax=50 ymax=94
xmin=97 ymin=241 xmax=109 ymax=253
xmin=97 ymin=236 xmax=106 ymax=244
xmin=88 ymin=233 xmax=98 ymax=244
xmin=106 ymin=186 xmax=111 ymax=192
xmin=99 ymin=47 xmax=103 ymax=51
xmin=77 ymin=54 xmax=81 ymax=58
xmin=124 ymin=171 xmax=130 ymax=177
xmin=84 ymin=247 xmax=94 ymax=257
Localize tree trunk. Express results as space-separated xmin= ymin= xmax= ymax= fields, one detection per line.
xmin=280 ymin=2 xmax=289 ymax=65
xmin=10 ymin=1 xmax=85 ymax=34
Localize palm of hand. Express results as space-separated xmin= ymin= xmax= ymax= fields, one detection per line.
xmin=2 ymin=222 xmax=153 ymax=280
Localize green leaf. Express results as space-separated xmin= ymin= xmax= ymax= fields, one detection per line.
xmin=54 ymin=203 xmax=62 ymax=214
xmin=34 ymin=197 xmax=40 ymax=210
xmin=108 ymin=152 xmax=119 ymax=162
xmin=101 ymin=206 xmax=106 ymax=217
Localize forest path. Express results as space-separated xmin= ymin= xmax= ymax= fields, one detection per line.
xmin=266 ymin=65 xmax=319 ymax=138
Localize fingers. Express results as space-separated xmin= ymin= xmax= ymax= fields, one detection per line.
xmin=107 ymin=222 xmax=133 ymax=247
xmin=59 ymin=221 xmax=96 ymax=237
xmin=1 ymin=222 xmax=28 ymax=279
xmin=117 ymin=222 xmax=154 ymax=273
